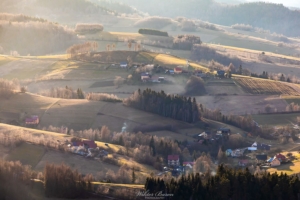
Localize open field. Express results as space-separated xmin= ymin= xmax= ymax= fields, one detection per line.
xmin=6 ymin=142 xmax=46 ymax=167
xmin=196 ymin=95 xmax=288 ymax=115
xmin=267 ymin=151 xmax=300 ymax=175
xmin=0 ymin=55 xmax=17 ymax=66
xmin=205 ymin=78 xmax=245 ymax=95
xmin=233 ymin=76 xmax=300 ymax=95
xmin=92 ymin=182 xmax=144 ymax=189
xmin=0 ymin=58 xmax=56 ymax=80
xmin=252 ymin=113 xmax=300 ymax=126
xmin=34 ymin=150 xmax=120 ymax=176
xmin=282 ymin=96 xmax=300 ymax=105
xmin=209 ymin=44 xmax=300 ymax=61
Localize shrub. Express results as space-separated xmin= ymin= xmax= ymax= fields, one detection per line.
xmin=138 ymin=28 xmax=168 ymax=37
xmin=231 ymin=24 xmax=254 ymax=31
xmin=86 ymin=93 xmax=122 ymax=102
xmin=75 ymin=23 xmax=104 ymax=34
xmin=185 ymin=75 xmax=206 ymax=95
xmin=173 ymin=34 xmax=201 ymax=50
xmin=20 ymin=86 xmax=27 ymax=93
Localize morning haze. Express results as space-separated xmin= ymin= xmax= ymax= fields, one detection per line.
xmin=0 ymin=0 xmax=300 ymax=199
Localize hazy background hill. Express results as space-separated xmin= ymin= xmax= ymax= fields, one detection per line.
xmin=111 ymin=0 xmax=300 ymax=37
xmin=0 ymin=0 xmax=116 ymax=26
xmin=0 ymin=13 xmax=78 ymax=55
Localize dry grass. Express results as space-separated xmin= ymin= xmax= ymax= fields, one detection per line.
xmin=6 ymin=142 xmax=45 ymax=167
xmin=252 ymin=113 xmax=300 ymax=126
xmin=267 ymin=151 xmax=300 ymax=175
xmin=234 ymin=76 xmax=300 ymax=95
xmin=91 ymin=182 xmax=144 ymax=189
xmin=209 ymin=44 xmax=300 ymax=62
xmin=281 ymin=95 xmax=300 ymax=105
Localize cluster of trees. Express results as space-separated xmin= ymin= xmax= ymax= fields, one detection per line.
xmin=251 ymin=71 xmax=269 ymax=79
xmin=185 ymin=75 xmax=206 ymax=95
xmin=0 ymin=15 xmax=77 ymax=55
xmin=39 ymin=86 xmax=85 ymax=99
xmin=173 ymin=35 xmax=201 ymax=50
xmin=124 ymin=89 xmax=200 ymax=123
xmin=285 ymin=102 xmax=300 ymax=112
xmin=0 ymin=160 xmax=38 ymax=200
xmin=75 ymin=23 xmax=104 ymax=34
xmin=231 ymin=23 xmax=255 ymax=32
xmin=191 ymin=45 xmax=242 ymax=67
xmin=44 ymin=163 xmax=92 ymax=198
xmin=86 ymin=93 xmax=122 ymax=102
xmin=145 ymin=164 xmax=300 ymax=200
xmin=250 ymin=71 xmax=296 ymax=83
xmin=66 ymin=41 xmax=98 ymax=58
xmin=0 ymin=78 xmax=20 ymax=99
xmin=202 ymin=107 xmax=255 ymax=131
xmin=138 ymin=28 xmax=169 ymax=37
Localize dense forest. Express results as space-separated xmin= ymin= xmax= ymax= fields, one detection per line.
xmin=124 ymin=89 xmax=200 ymax=123
xmin=145 ymin=164 xmax=300 ymax=200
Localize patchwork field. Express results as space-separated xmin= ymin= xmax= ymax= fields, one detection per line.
xmin=233 ymin=76 xmax=300 ymax=95
xmin=0 ymin=58 xmax=56 ymax=80
xmin=205 ymin=79 xmax=245 ymax=95
xmin=196 ymin=95 xmax=288 ymax=115
xmin=252 ymin=113 xmax=300 ymax=126
xmin=6 ymin=142 xmax=46 ymax=167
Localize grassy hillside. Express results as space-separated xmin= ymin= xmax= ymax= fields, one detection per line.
xmin=0 ymin=14 xmax=78 ymax=56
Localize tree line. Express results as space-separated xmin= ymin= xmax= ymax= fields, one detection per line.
xmin=124 ymin=88 xmax=200 ymax=123
xmin=66 ymin=41 xmax=98 ymax=58
xmin=145 ymin=164 xmax=300 ymax=200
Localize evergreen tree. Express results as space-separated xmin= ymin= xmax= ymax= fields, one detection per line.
xmin=131 ymin=168 xmax=136 ymax=184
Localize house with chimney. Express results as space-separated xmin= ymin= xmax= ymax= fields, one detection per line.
xmin=168 ymin=155 xmax=180 ymax=166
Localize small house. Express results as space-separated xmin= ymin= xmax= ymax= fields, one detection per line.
xmin=183 ymin=162 xmax=194 ymax=169
xmin=25 ymin=115 xmax=39 ymax=125
xmin=120 ymin=62 xmax=128 ymax=68
xmin=217 ymin=128 xmax=231 ymax=135
xmin=270 ymin=157 xmax=281 ymax=167
xmin=83 ymin=140 xmax=97 ymax=149
xmin=226 ymin=149 xmax=233 ymax=156
xmin=198 ymin=131 xmax=211 ymax=139
xmin=174 ymin=67 xmax=183 ymax=74
xmin=158 ymin=77 xmax=165 ymax=81
xmin=168 ymin=155 xmax=180 ymax=166
xmin=257 ymin=143 xmax=271 ymax=151
xmin=217 ymin=70 xmax=225 ymax=78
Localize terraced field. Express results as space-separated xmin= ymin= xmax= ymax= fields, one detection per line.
xmin=234 ymin=77 xmax=300 ymax=95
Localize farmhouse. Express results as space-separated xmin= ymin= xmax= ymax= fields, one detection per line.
xmin=120 ymin=61 xmax=128 ymax=68
xmin=174 ymin=67 xmax=183 ymax=74
xmin=168 ymin=155 xmax=180 ymax=166
xmin=270 ymin=157 xmax=281 ymax=167
xmin=275 ymin=153 xmax=286 ymax=162
xmin=198 ymin=131 xmax=211 ymax=139
xmin=25 ymin=115 xmax=39 ymax=125
xmin=72 ymin=140 xmax=97 ymax=149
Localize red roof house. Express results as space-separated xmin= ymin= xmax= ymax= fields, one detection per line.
xmin=25 ymin=115 xmax=39 ymax=125
xmin=83 ymin=140 xmax=97 ymax=149
xmin=168 ymin=155 xmax=180 ymax=166
xmin=275 ymin=154 xmax=286 ymax=162
xmin=174 ymin=67 xmax=183 ymax=74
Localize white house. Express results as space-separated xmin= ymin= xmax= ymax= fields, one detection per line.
xmin=120 ymin=62 xmax=128 ymax=68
